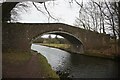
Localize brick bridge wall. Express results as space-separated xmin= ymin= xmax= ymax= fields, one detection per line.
xmin=2 ymin=23 xmax=110 ymax=54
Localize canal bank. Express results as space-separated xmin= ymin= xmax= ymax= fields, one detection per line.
xmin=2 ymin=51 xmax=59 ymax=79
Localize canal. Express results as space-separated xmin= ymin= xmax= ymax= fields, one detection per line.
xmin=31 ymin=44 xmax=118 ymax=78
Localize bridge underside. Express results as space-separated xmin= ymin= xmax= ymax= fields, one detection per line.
xmin=33 ymin=31 xmax=84 ymax=54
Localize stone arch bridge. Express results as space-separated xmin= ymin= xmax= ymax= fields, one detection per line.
xmin=3 ymin=23 xmax=110 ymax=54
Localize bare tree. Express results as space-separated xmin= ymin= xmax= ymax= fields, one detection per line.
xmin=105 ymin=1 xmax=117 ymax=39
xmin=32 ymin=2 xmax=59 ymax=22
xmin=111 ymin=1 xmax=120 ymax=47
xmin=74 ymin=0 xmax=94 ymax=30
xmin=74 ymin=0 xmax=103 ymax=32
xmin=74 ymin=0 xmax=120 ymax=39
xmin=3 ymin=0 xmax=57 ymax=22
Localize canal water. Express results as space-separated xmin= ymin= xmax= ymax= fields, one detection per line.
xmin=31 ymin=44 xmax=118 ymax=78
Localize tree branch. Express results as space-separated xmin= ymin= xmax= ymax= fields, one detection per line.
xmin=43 ymin=2 xmax=59 ymax=21
xmin=32 ymin=2 xmax=46 ymax=15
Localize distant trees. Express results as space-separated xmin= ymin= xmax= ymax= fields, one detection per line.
xmin=33 ymin=37 xmax=69 ymax=44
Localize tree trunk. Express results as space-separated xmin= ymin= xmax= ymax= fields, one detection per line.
xmin=2 ymin=2 xmax=18 ymax=22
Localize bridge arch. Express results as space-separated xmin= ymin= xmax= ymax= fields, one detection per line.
xmin=31 ymin=30 xmax=84 ymax=54
xmin=3 ymin=23 xmax=110 ymax=55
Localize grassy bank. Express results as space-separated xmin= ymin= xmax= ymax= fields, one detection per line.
xmin=3 ymin=51 xmax=59 ymax=78
xmin=39 ymin=43 xmax=71 ymax=50
xmin=36 ymin=52 xmax=59 ymax=78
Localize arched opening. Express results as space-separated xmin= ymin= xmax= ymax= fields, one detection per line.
xmin=31 ymin=31 xmax=84 ymax=54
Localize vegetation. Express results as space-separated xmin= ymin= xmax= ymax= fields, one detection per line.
xmin=3 ymin=51 xmax=59 ymax=78
xmin=33 ymin=37 xmax=69 ymax=44
xmin=33 ymin=35 xmax=72 ymax=52
xmin=41 ymin=44 xmax=71 ymax=50
xmin=74 ymin=1 xmax=120 ymax=39
xmin=37 ymin=53 xmax=59 ymax=78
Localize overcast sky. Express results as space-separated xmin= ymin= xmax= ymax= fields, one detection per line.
xmin=11 ymin=0 xmax=81 ymax=26
xmin=11 ymin=0 xmax=118 ymax=25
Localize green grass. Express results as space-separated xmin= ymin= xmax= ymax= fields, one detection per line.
xmin=42 ymin=43 xmax=71 ymax=49
xmin=37 ymin=53 xmax=59 ymax=78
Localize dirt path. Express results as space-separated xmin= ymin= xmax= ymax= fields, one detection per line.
xmin=3 ymin=54 xmax=44 ymax=78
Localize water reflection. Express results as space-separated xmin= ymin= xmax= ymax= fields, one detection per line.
xmin=31 ymin=44 xmax=118 ymax=78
